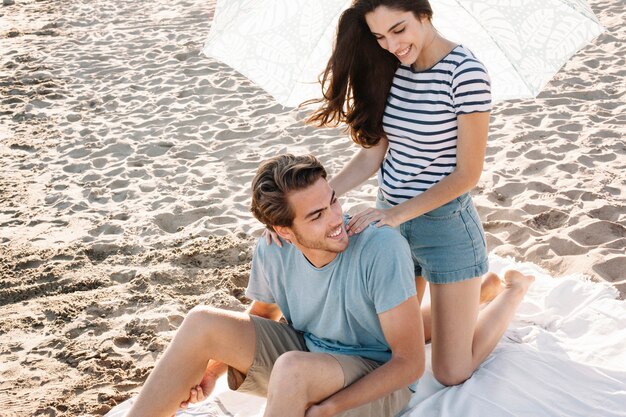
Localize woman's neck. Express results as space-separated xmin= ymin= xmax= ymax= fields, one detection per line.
xmin=412 ymin=29 xmax=457 ymax=71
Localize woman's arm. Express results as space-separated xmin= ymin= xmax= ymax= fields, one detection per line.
xmin=347 ymin=112 xmax=489 ymax=233
xmin=329 ymin=137 xmax=389 ymax=196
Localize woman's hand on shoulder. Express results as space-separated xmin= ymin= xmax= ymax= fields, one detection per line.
xmin=262 ymin=228 xmax=290 ymax=247
xmin=347 ymin=207 xmax=400 ymax=235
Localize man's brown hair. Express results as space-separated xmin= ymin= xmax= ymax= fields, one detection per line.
xmin=251 ymin=154 xmax=327 ymax=228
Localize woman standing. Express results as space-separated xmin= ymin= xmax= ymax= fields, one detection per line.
xmin=305 ymin=0 xmax=533 ymax=386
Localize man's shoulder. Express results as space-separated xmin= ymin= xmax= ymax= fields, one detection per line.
xmin=350 ymin=223 xmax=408 ymax=254
xmin=253 ymin=235 xmax=296 ymax=262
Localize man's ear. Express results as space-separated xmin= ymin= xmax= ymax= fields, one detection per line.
xmin=273 ymin=225 xmax=294 ymax=241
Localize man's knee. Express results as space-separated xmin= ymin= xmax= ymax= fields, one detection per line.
xmin=268 ymin=351 xmax=310 ymax=391
xmin=180 ymin=306 xmax=227 ymax=339
xmin=185 ymin=305 xmax=220 ymax=324
xmin=272 ymin=351 xmax=309 ymax=378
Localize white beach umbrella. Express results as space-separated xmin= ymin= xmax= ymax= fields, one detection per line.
xmin=202 ymin=0 xmax=604 ymax=107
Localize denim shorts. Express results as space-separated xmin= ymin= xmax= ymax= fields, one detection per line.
xmin=376 ymin=189 xmax=488 ymax=284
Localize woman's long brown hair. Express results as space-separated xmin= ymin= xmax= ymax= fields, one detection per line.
xmin=304 ymin=0 xmax=433 ymax=148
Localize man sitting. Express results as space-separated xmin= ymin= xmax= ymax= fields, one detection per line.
xmin=127 ymin=154 xmax=425 ymax=417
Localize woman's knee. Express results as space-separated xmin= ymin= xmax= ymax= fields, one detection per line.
xmin=432 ymin=364 xmax=473 ymax=386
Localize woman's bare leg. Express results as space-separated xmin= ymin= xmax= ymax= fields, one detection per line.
xmin=420 ymin=271 xmax=505 ymax=342
xmin=415 ymin=276 xmax=428 ymax=304
xmin=427 ymin=270 xmax=534 ymax=385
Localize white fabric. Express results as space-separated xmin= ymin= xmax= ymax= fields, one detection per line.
xmin=202 ymin=1 xmax=604 ymax=106
xmin=106 ymin=255 xmax=626 ymax=417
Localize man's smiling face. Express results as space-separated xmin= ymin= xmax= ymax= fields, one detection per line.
xmin=278 ymin=177 xmax=349 ymax=268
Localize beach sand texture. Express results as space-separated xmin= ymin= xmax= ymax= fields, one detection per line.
xmin=0 ymin=0 xmax=624 ymax=415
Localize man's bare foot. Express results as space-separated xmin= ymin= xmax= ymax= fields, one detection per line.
xmin=502 ymin=270 xmax=535 ymax=295
xmin=479 ymin=272 xmax=504 ymax=304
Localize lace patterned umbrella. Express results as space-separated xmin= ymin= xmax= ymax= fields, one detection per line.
xmin=202 ymin=0 xmax=604 ymax=107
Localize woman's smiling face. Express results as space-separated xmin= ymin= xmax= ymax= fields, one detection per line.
xmin=365 ymin=6 xmax=430 ymax=66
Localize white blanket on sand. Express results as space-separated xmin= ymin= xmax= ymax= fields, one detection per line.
xmin=106 ymin=256 xmax=626 ymax=417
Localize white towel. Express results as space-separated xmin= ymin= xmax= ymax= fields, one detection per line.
xmin=106 ymin=256 xmax=626 ymax=417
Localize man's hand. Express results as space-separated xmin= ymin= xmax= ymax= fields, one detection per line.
xmin=305 ymin=402 xmax=336 ymax=417
xmin=178 ymin=371 xmax=219 ymax=410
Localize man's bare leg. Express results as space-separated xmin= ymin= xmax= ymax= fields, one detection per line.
xmin=264 ymin=351 xmax=345 ymax=416
xmin=127 ymin=307 xmax=257 ymax=417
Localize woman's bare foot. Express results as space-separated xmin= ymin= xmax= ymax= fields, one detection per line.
xmin=502 ymin=269 xmax=535 ymax=295
xmin=479 ymin=272 xmax=504 ymax=304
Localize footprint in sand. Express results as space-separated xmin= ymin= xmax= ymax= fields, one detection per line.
xmin=568 ymin=220 xmax=626 ymax=246
xmin=153 ymin=208 xmax=215 ymax=233
xmin=86 ymin=188 xmax=109 ymax=204
xmin=88 ymin=223 xmax=124 ymax=237
xmin=577 ymin=155 xmax=596 ymax=168
xmin=110 ymin=269 xmax=137 ymax=284
xmin=523 ymin=149 xmax=559 ymax=161
xmin=138 ymin=181 xmax=157 ymax=192
xmin=555 ymin=163 xmax=578 ymax=175
xmin=588 ymin=206 xmax=624 ymax=222
xmin=67 ymin=148 xmax=90 ymax=159
xmin=153 ymin=168 xmax=171 ymax=178
xmin=91 ymin=157 xmax=108 ymax=169
xmin=524 ymin=209 xmax=569 ymax=230
xmin=593 ymin=256 xmax=626 ymax=283
xmin=112 ymin=189 xmax=134 ymax=202
xmin=113 ymin=336 xmax=135 ymax=349
xmin=82 ymin=173 xmax=101 ymax=182
xmin=44 ymin=193 xmax=62 ymax=205
xmin=63 ymin=162 xmax=91 ymax=174
xmin=174 ymin=51 xmax=198 ymax=61
xmin=520 ymin=160 xmax=554 ymax=176
xmin=91 ymin=143 xmax=133 ymax=160
xmin=545 ymin=236 xmax=587 ymax=256
xmin=137 ymin=142 xmax=173 ymax=158
xmin=103 ymin=167 xmax=125 ymax=177
xmin=128 ymin=168 xmax=148 ymax=179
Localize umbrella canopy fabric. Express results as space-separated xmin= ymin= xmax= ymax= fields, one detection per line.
xmin=203 ymin=0 xmax=604 ymax=107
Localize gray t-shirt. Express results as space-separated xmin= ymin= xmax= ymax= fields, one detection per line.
xmin=246 ymin=221 xmax=416 ymax=363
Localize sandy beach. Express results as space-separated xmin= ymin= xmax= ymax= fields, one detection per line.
xmin=0 ymin=0 xmax=624 ymax=415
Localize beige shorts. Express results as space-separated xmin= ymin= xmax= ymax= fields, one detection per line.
xmin=228 ymin=316 xmax=412 ymax=417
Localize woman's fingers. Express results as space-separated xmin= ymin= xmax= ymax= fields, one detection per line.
xmin=348 ymin=208 xmax=385 ymax=234
xmin=271 ymin=231 xmax=283 ymax=247
xmin=375 ymin=218 xmax=390 ymax=228
xmin=262 ymin=229 xmax=283 ymax=247
xmin=347 ymin=208 xmax=372 ymax=229
xmin=262 ymin=229 xmax=271 ymax=245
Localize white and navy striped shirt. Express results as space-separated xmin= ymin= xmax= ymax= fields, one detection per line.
xmin=378 ymin=45 xmax=491 ymax=205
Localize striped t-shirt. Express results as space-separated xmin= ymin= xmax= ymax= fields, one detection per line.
xmin=378 ymin=45 xmax=491 ymax=205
